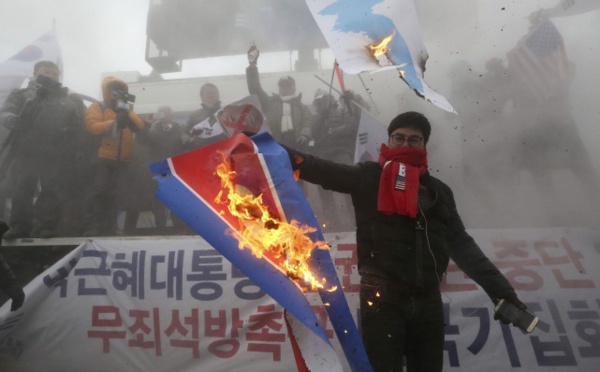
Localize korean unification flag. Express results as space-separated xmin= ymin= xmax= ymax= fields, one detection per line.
xmin=305 ymin=0 xmax=456 ymax=113
xmin=0 ymin=30 xmax=62 ymax=108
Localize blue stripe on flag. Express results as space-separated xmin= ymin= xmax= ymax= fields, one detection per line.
xmin=251 ymin=133 xmax=373 ymax=372
xmin=151 ymin=155 xmax=331 ymax=345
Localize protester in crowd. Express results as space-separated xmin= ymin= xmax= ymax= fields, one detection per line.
xmin=446 ymin=59 xmax=511 ymax=225
xmin=82 ymin=76 xmax=144 ymax=237
xmin=309 ymin=88 xmax=361 ymax=231
xmin=0 ymin=220 xmax=25 ymax=311
xmin=504 ymin=13 xmax=600 ymax=226
xmin=182 ymin=83 xmax=228 ymax=150
xmin=0 ymin=61 xmax=82 ymax=239
xmin=0 ymin=123 xmax=14 ymax=222
xmin=245 ymin=45 xmax=314 ymax=150
xmin=283 ymin=111 xmax=526 ymax=371
xmin=127 ymin=106 xmax=186 ymax=234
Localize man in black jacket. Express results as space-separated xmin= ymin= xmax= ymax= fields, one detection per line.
xmin=246 ymin=45 xmax=314 ymax=150
xmin=285 ymin=111 xmax=526 ymax=371
xmin=182 ymin=83 xmax=228 ymax=150
xmin=0 ymin=61 xmax=81 ymax=239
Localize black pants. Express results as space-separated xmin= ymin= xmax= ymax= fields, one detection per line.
xmin=83 ymin=158 xmax=128 ymax=234
xmin=360 ymin=279 xmax=444 ymax=372
xmin=10 ymin=156 xmax=65 ymax=233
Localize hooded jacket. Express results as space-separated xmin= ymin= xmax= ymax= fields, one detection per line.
xmin=286 ymin=148 xmax=516 ymax=300
xmin=85 ymin=77 xmax=144 ymax=162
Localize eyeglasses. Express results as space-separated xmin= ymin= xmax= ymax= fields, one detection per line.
xmin=390 ymin=134 xmax=424 ymax=147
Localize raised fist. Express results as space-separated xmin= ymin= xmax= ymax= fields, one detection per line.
xmin=247 ymin=44 xmax=260 ymax=65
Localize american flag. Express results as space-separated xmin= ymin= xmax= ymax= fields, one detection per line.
xmin=395 ymin=163 xmax=406 ymax=190
xmin=507 ymin=19 xmax=570 ymax=103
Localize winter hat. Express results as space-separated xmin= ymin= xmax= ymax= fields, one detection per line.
xmin=387 ymin=111 xmax=431 ymax=144
xmin=278 ymin=75 xmax=295 ymax=87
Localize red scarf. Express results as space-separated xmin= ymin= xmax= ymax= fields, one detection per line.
xmin=377 ymin=144 xmax=428 ymax=218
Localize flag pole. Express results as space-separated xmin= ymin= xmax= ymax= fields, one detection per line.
xmin=357 ymin=73 xmax=381 ymax=116
xmin=313 ymin=74 xmax=371 ymax=113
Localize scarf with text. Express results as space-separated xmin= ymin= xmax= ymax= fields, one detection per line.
xmin=377 ymin=144 xmax=428 ymax=218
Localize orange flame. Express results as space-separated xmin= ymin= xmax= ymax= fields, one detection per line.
xmin=214 ymin=152 xmax=335 ymax=292
xmin=369 ymin=30 xmax=396 ymax=58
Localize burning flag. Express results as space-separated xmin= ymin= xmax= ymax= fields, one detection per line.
xmin=190 ymin=95 xmax=269 ymax=140
xmin=150 ymin=133 xmax=372 ymax=371
xmin=305 ymin=0 xmax=456 ymax=113
xmin=218 ymin=95 xmax=269 ymax=137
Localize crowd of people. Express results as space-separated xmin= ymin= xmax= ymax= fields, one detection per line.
xmin=0 ymin=45 xmax=583 ymax=372
xmin=0 ymin=52 xmax=372 ymax=240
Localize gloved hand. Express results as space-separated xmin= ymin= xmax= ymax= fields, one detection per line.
xmin=341 ymin=90 xmax=356 ymax=102
xmin=116 ymin=110 xmax=138 ymax=132
xmin=6 ymin=283 xmax=25 ymax=311
xmin=116 ymin=110 xmax=130 ymax=129
xmin=247 ymin=44 xmax=260 ymax=65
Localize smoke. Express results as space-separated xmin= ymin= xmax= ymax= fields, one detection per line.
xmin=1 ymin=0 xmax=599 ymax=230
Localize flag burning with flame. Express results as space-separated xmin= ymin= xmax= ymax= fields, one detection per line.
xmin=214 ymin=151 xmax=334 ymax=292
xmin=150 ymin=132 xmax=372 ymax=371
xmin=368 ymin=29 xmax=396 ymax=66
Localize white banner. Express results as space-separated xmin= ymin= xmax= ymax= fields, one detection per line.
xmin=353 ymin=107 xmax=387 ymax=164
xmin=1 ymin=227 xmax=599 ymax=371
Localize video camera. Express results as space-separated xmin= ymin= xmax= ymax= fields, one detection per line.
xmin=112 ymin=88 xmax=136 ymax=111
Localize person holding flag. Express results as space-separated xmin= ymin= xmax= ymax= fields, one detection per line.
xmin=283 ymin=111 xmax=527 ymax=371
xmin=182 ymin=83 xmax=228 ymax=150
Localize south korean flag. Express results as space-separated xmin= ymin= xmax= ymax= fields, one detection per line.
xmin=190 ymin=115 xmax=226 ymax=139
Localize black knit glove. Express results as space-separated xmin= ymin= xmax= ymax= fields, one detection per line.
xmin=6 ymin=283 xmax=25 ymax=311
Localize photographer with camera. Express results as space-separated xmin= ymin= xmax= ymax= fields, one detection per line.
xmin=0 ymin=61 xmax=82 ymax=239
xmin=82 ymin=77 xmax=144 ymax=237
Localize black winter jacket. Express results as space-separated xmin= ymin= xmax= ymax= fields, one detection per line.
xmin=289 ymin=150 xmax=516 ymax=300
xmin=0 ymin=80 xmax=80 ymax=160
xmin=246 ymin=65 xmax=314 ymax=148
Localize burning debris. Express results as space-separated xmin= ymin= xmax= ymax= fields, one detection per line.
xmin=214 ymin=152 xmax=335 ymax=292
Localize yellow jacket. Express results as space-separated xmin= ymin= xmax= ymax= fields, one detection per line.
xmin=85 ymin=76 xmax=144 ymax=162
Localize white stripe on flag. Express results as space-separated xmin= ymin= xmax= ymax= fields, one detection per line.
xmin=507 ymin=20 xmax=569 ymax=103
